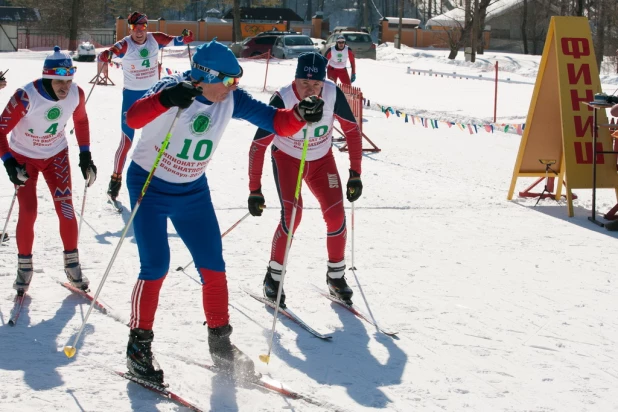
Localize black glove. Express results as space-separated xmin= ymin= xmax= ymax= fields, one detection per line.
xmin=78 ymin=151 xmax=97 ymax=187
xmin=159 ymin=82 xmax=203 ymax=109
xmin=295 ymin=95 xmax=324 ymax=123
xmin=3 ymin=157 xmax=29 ymax=186
xmin=248 ymin=188 xmax=265 ymax=217
xmin=346 ymin=169 xmax=362 ymax=202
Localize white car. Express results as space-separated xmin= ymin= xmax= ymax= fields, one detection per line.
xmin=75 ymin=42 xmax=96 ymax=62
xmin=271 ymin=35 xmax=318 ymax=59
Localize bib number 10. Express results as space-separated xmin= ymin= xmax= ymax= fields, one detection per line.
xmin=176 ymin=138 xmax=213 ymax=161
xmin=303 ymin=125 xmax=328 ymax=138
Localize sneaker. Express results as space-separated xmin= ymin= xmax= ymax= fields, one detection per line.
xmin=107 ymin=174 xmax=122 ymax=200
xmin=263 ymin=261 xmax=285 ymax=307
xmin=13 ymin=254 xmax=33 ymax=295
xmin=126 ymin=328 xmax=165 ymax=384
xmin=326 ymin=260 xmax=353 ymax=303
xmin=208 ymin=324 xmax=255 ymax=379
xmin=64 ymin=249 xmax=89 ymax=291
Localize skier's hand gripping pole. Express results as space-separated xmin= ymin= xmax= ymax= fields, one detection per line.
xmin=259 ymin=124 xmax=313 ymax=365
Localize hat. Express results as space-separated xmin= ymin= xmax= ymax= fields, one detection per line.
xmin=295 ymin=52 xmax=327 ymax=81
xmin=42 ymin=46 xmax=75 ymax=80
xmin=128 ymin=11 xmax=148 ymax=25
xmin=191 ymin=39 xmax=242 ymax=83
xmin=336 ymin=35 xmax=346 ymax=41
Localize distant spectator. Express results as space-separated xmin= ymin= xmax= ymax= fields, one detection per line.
xmin=325 ymin=35 xmax=356 ymax=85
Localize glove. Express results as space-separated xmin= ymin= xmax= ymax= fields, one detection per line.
xmin=159 ymin=82 xmax=203 ymax=109
xmin=78 ymin=151 xmax=97 ymax=187
xmin=351 ymin=73 xmax=356 ymax=83
xmin=346 ymin=169 xmax=362 ymax=202
xmin=295 ymin=95 xmax=324 ymax=123
xmin=3 ymin=157 xmax=29 ymax=186
xmin=181 ymin=29 xmax=194 ymax=43
xmin=248 ymin=188 xmax=265 ymax=217
xmin=99 ymin=51 xmax=113 ymax=63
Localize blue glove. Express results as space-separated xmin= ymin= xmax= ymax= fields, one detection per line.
xmin=351 ymin=73 xmax=356 ymax=83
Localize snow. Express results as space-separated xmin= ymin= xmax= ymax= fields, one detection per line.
xmin=1 ymin=44 xmax=618 ymax=412
xmin=426 ymin=0 xmax=525 ymax=28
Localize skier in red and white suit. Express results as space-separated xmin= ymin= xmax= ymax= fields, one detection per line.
xmin=247 ymin=52 xmax=363 ymax=306
xmin=0 ymin=46 xmax=97 ymax=294
xmin=325 ymin=35 xmax=357 ymax=86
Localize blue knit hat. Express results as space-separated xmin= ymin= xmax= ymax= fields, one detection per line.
xmin=191 ymin=40 xmax=242 ymax=83
xmin=295 ymin=52 xmax=327 ymax=81
xmin=42 ymin=46 xmax=75 ymax=80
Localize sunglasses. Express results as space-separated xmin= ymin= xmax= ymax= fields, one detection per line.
xmin=129 ymin=23 xmax=148 ymax=31
xmin=191 ymin=62 xmax=243 ymax=87
xmin=44 ymin=66 xmax=77 ymax=76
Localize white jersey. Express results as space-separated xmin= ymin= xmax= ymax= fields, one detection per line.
xmin=132 ymin=91 xmax=234 ymax=184
xmin=273 ymin=80 xmax=336 ymax=161
xmin=328 ymin=46 xmax=350 ymax=69
xmin=121 ymin=33 xmax=160 ymax=91
xmin=10 ymin=81 xmax=79 ymax=159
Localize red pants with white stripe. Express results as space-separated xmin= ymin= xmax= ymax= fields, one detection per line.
xmin=327 ymin=66 xmax=351 ymax=86
xmin=269 ymin=147 xmax=347 ymax=266
xmin=11 ymin=147 xmax=77 ymax=256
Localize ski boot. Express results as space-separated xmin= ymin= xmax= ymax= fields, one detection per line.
xmin=263 ymin=261 xmax=285 ymax=307
xmin=107 ymin=173 xmax=122 ymax=201
xmin=64 ymin=249 xmax=89 ymax=291
xmin=13 ymin=254 xmax=33 ymax=296
xmin=326 ymin=260 xmax=353 ymax=304
xmin=208 ymin=324 xmax=256 ymax=380
xmin=126 ymin=328 xmax=165 ymax=385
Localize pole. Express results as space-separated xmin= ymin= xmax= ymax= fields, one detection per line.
xmin=77 ymin=174 xmax=89 ymax=243
xmin=71 ymin=52 xmax=109 ymax=135
xmin=263 ymin=50 xmax=270 ymax=92
xmin=63 ymin=108 xmax=185 ymax=359
xmin=494 ymin=61 xmax=498 ymax=123
xmin=1 ymin=187 xmax=18 ymax=242
xmin=259 ymin=125 xmax=312 ymax=365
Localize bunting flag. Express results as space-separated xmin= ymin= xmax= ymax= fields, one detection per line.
xmin=405 ymin=114 xmax=408 ymax=123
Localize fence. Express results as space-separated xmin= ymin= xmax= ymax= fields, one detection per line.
xmin=17 ymin=27 xmax=116 ymax=50
xmin=337 ymin=83 xmax=381 ymax=153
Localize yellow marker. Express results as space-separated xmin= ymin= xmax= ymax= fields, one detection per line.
xmin=64 ymin=346 xmax=77 ymax=358
xmin=259 ymin=354 xmax=270 ymax=364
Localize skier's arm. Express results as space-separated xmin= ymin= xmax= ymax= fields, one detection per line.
xmin=126 ymin=76 xmax=180 ymax=129
xmin=152 ymin=31 xmax=193 ymax=48
xmin=97 ymin=39 xmax=127 ymax=61
xmin=348 ymin=48 xmax=356 ymax=74
xmin=248 ymin=93 xmax=284 ymax=192
xmin=0 ymin=89 xmax=29 ymax=161
xmin=325 ymin=48 xmax=332 ymax=62
xmin=334 ymin=86 xmax=362 ymax=174
xmin=232 ymin=88 xmax=305 ymax=137
xmin=72 ymin=86 xmax=91 ymax=151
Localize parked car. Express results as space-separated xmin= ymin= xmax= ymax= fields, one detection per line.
xmin=320 ymin=31 xmax=376 ymax=60
xmin=230 ymin=31 xmax=301 ymax=58
xmin=74 ymin=41 xmax=96 ymax=62
xmin=271 ymin=34 xmax=318 ymax=59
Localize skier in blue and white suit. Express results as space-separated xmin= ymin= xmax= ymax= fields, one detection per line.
xmin=123 ymin=40 xmax=325 ymax=384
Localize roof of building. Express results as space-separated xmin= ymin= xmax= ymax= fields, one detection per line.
xmin=222 ymin=7 xmax=304 ymax=22
xmin=0 ymin=6 xmax=41 ymax=23
xmin=426 ymin=0 xmax=522 ymax=28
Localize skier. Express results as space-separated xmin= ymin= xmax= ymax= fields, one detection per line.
xmin=123 ymin=40 xmax=324 ymax=384
xmin=247 ymin=52 xmax=363 ymax=307
xmin=325 ymin=34 xmax=357 ymax=86
xmin=0 ymin=46 xmax=97 ymax=294
xmin=97 ymin=11 xmax=194 ymax=202
xmin=611 ymin=103 xmax=618 ymax=117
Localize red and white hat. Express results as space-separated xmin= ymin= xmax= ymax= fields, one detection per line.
xmin=128 ymin=11 xmax=148 ymax=25
xmin=42 ymin=46 xmax=75 ymax=80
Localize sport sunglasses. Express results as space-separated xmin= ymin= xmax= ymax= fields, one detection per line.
xmin=129 ymin=23 xmax=148 ymax=31
xmin=43 ymin=66 xmax=77 ymax=76
xmin=191 ymin=62 xmax=243 ymax=87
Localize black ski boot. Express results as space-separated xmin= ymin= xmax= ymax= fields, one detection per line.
xmin=208 ymin=324 xmax=255 ymax=380
xmin=326 ymin=260 xmax=353 ymax=304
xmin=263 ymin=261 xmax=285 ymax=307
xmin=13 ymin=254 xmax=33 ymax=296
xmin=126 ymin=328 xmax=165 ymax=385
xmin=107 ymin=174 xmax=122 ymax=200
xmin=64 ymin=249 xmax=89 ymax=291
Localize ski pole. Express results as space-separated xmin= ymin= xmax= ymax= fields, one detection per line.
xmin=70 ymin=52 xmax=110 ymax=135
xmin=63 ymin=108 xmax=185 ymax=359
xmin=77 ymin=171 xmax=90 ymax=244
xmin=175 ymin=211 xmax=252 ymax=272
xmin=1 ymin=187 xmax=18 ymax=242
xmin=260 ymin=124 xmax=312 ymax=365
xmin=348 ymin=201 xmax=380 ymax=334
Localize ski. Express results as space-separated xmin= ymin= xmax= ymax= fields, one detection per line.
xmin=115 ymin=371 xmax=204 ymax=411
xmin=313 ymin=284 xmax=398 ymax=337
xmin=8 ymin=293 xmax=25 ymax=326
xmin=57 ymin=280 xmax=108 ymax=314
xmin=107 ymin=194 xmax=123 ymax=213
xmin=243 ymin=288 xmax=332 ymax=340
xmin=175 ymin=356 xmax=344 ymax=411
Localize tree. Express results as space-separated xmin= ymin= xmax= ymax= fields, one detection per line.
xmin=521 ymin=0 xmax=528 ymax=54
xmin=233 ymin=0 xmax=241 ymax=43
